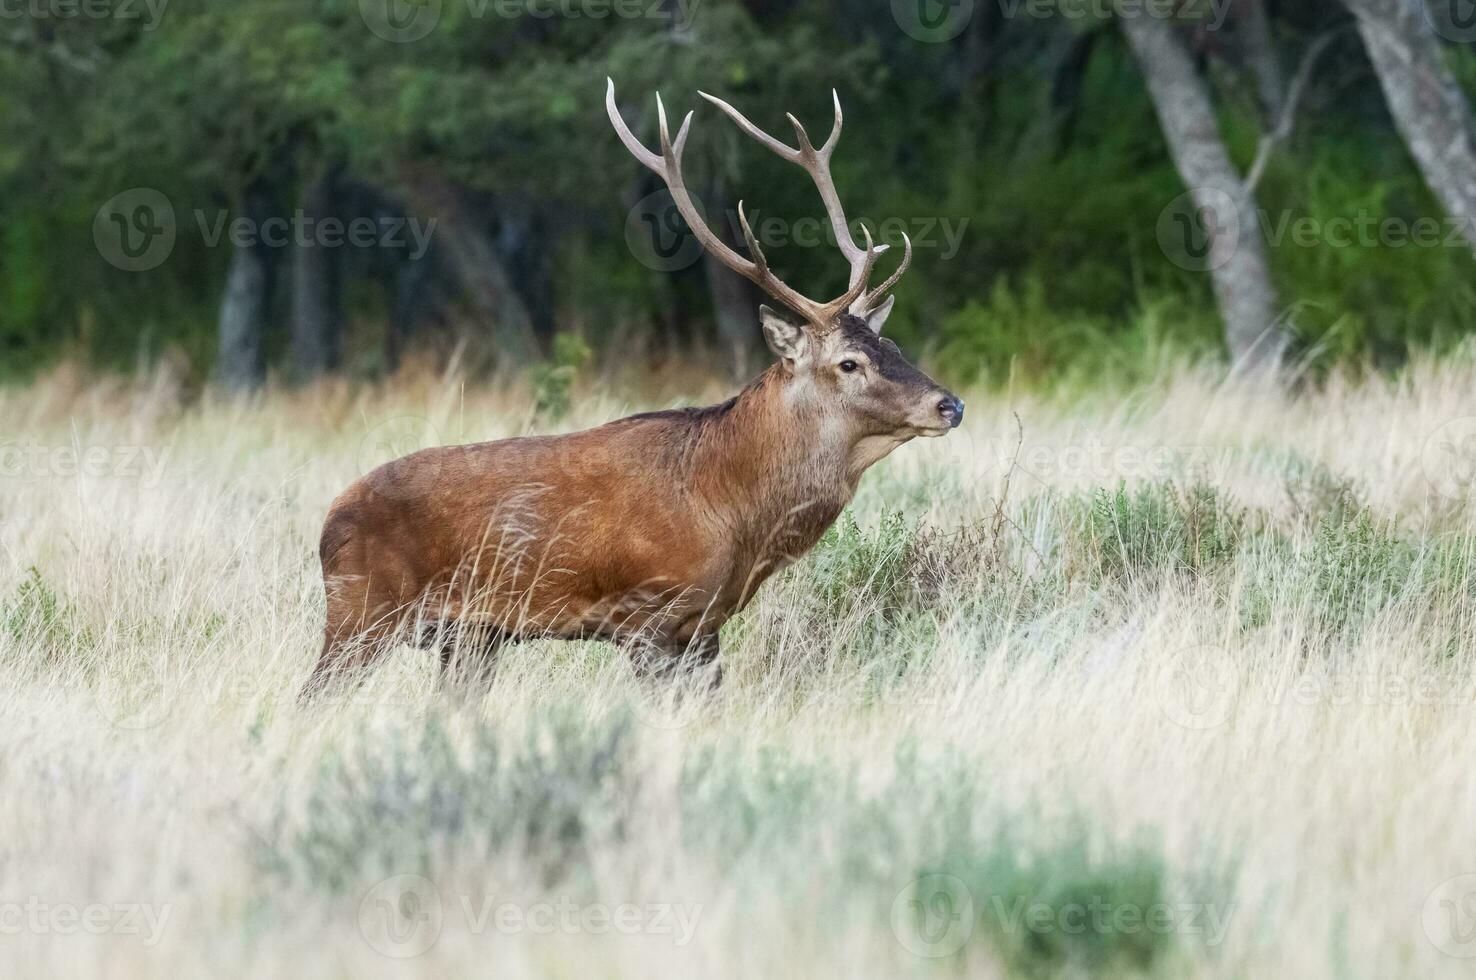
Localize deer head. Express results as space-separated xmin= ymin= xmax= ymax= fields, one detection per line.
xmin=607 ymin=80 xmax=964 ymax=442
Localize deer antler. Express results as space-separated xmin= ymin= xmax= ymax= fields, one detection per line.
xmin=607 ymin=80 xmax=902 ymax=324
xmin=697 ymin=88 xmax=909 ymax=316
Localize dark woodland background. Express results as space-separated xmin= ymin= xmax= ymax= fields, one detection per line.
xmin=5 ymin=0 xmax=1476 ymax=389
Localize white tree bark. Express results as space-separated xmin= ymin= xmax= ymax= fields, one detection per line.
xmin=1343 ymin=0 xmax=1476 ymax=254
xmin=1120 ymin=9 xmax=1288 ymax=374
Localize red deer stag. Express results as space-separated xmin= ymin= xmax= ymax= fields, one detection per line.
xmin=301 ymin=81 xmax=963 ymax=699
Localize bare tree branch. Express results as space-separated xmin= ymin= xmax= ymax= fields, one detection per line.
xmin=1245 ymin=29 xmax=1341 ymax=194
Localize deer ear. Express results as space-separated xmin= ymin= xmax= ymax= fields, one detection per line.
xmin=862 ymin=295 xmax=895 ymax=334
xmin=759 ymin=305 xmax=809 ymax=366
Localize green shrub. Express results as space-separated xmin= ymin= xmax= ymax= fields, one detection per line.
xmin=259 ymin=708 xmax=635 ymax=894
xmin=1074 ymin=483 xmax=1244 ymax=583
xmin=2 ymin=566 xmax=89 ymax=658
xmin=531 ymin=333 xmax=593 ymax=421
xmin=680 ymin=743 xmax=1202 ymax=976
xmin=805 ymin=510 xmax=918 ymax=621
xmin=1238 ymin=504 xmax=1476 ymax=640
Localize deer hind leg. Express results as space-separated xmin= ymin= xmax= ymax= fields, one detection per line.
xmin=299 ymin=626 xmax=397 ymax=705
xmin=299 ymin=580 xmax=403 ymax=705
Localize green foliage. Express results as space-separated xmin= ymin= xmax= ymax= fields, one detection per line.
xmin=2 ymin=566 xmax=88 ymax=657
xmin=1226 ymin=484 xmax=1475 ymax=641
xmin=1075 ymin=482 xmax=1244 ymax=583
xmin=1278 ymin=451 xmax=1365 ymax=527
xmin=531 ymin=333 xmax=593 ymax=421
xmin=938 ymin=833 xmax=1175 ymax=977
xmin=1253 ymin=134 xmax=1476 ymax=364
xmin=806 ymin=510 xmax=918 ymax=620
xmin=261 ymin=705 xmax=1209 ymax=973
xmin=681 ymin=744 xmax=1196 ymax=976
xmin=259 ymin=708 xmax=634 ymax=893
xmin=939 ymin=280 xmax=1221 ymax=387
xmin=1263 ymin=508 xmax=1474 ymax=641
xmin=2 ymin=1 xmax=1476 ymax=377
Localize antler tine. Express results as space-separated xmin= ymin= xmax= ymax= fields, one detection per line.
xmin=698 ymin=90 xmax=802 ymax=163
xmin=613 ymin=81 xmax=908 ymax=325
xmin=854 ymin=231 xmax=912 ymax=314
xmin=785 ymin=113 xmax=815 ymax=156
xmin=825 ymin=224 xmax=881 ymax=317
xmin=735 ymin=201 xmax=769 ymax=278
xmin=654 ymin=93 xmax=693 ymax=164
xmin=699 ymin=89 xmax=871 ymax=286
xmin=606 ymin=77 xmax=662 ymax=172
xmin=608 ymin=79 xmax=822 ymax=321
xmin=821 ymin=89 xmax=842 ymax=158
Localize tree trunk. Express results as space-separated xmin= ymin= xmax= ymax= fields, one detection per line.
xmin=400 ymin=169 xmax=541 ymax=365
xmin=290 ymin=165 xmax=343 ymax=381
xmin=1119 ymin=9 xmax=1288 ymax=374
xmin=1343 ymin=0 xmax=1476 ymax=254
xmin=217 ymin=183 xmax=276 ymax=393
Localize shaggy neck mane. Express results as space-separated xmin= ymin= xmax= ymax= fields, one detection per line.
xmin=678 ymin=364 xmax=861 ymax=555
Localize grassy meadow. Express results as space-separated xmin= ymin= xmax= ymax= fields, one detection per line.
xmin=3 ymin=353 xmax=1476 ymax=978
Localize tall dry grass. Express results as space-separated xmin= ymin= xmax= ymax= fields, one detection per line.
xmin=2 ymin=354 xmax=1476 ymax=978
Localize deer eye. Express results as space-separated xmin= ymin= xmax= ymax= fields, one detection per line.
xmin=838 ymin=359 xmax=859 ymax=373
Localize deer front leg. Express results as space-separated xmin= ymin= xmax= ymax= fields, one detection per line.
xmin=627 ymin=631 xmax=722 ymax=690
xmin=434 ymin=620 xmax=508 ymax=699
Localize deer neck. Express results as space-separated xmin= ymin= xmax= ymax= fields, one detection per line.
xmin=689 ymin=366 xmax=872 ymax=551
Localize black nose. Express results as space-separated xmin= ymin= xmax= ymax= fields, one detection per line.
xmin=936 ymin=395 xmax=964 ymax=428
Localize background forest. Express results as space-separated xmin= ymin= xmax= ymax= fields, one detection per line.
xmin=6 ymin=0 xmax=1476 ymax=390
